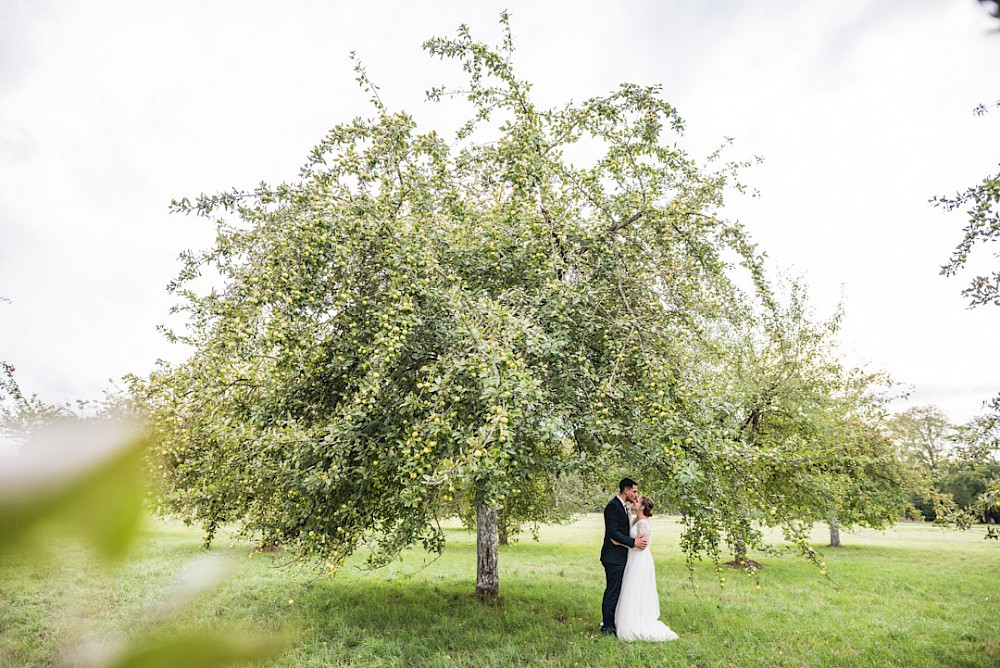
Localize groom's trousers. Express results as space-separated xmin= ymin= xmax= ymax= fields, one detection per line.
xmin=601 ymin=560 xmax=627 ymax=631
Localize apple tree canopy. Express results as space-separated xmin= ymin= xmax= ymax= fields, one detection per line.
xmin=140 ymin=17 xmax=863 ymax=581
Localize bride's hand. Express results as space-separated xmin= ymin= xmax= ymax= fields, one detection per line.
xmin=610 ymin=538 xmax=622 ymax=546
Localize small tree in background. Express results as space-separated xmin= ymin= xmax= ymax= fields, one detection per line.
xmin=891 ymin=406 xmax=955 ymax=476
xmin=937 ymin=415 xmax=1000 ymax=527
xmin=680 ymin=280 xmax=909 ymax=565
xmin=0 ymin=394 xmax=74 ymax=442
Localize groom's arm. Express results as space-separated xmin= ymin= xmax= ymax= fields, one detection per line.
xmin=603 ymin=503 xmax=635 ymax=548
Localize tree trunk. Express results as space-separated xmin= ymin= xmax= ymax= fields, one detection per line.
xmin=498 ymin=520 xmax=508 ymax=546
xmin=475 ymin=503 xmax=500 ymax=599
xmin=724 ymin=540 xmax=762 ymax=569
xmin=828 ymin=515 xmax=841 ymax=547
xmin=734 ymin=540 xmax=747 ymax=566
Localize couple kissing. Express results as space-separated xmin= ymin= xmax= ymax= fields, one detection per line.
xmin=599 ymin=477 xmax=678 ymax=641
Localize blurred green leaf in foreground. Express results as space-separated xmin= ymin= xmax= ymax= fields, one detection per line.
xmin=0 ymin=419 xmax=287 ymax=667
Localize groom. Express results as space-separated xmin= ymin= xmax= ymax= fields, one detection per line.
xmin=600 ymin=477 xmax=647 ymax=636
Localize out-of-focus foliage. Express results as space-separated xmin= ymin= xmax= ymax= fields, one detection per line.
xmin=0 ymin=420 xmax=146 ymax=558
xmin=979 ymin=0 xmax=1000 ymax=24
xmin=0 ymin=416 xmax=286 ymax=667
xmin=100 ymin=631 xmax=287 ymax=668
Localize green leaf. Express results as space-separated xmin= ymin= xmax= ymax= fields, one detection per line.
xmin=0 ymin=421 xmax=146 ymax=559
xmin=104 ymin=630 xmax=288 ymax=668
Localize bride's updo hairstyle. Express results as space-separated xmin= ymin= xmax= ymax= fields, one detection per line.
xmin=639 ymin=496 xmax=654 ymax=517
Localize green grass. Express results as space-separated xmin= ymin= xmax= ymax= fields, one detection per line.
xmin=2 ymin=516 xmax=998 ymax=667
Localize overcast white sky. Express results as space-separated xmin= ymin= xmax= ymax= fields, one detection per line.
xmin=2 ymin=0 xmax=999 ymax=423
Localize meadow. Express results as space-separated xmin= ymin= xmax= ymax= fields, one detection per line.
xmin=2 ymin=515 xmax=997 ymax=667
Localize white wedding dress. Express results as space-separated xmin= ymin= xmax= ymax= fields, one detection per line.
xmin=614 ymin=518 xmax=679 ymax=642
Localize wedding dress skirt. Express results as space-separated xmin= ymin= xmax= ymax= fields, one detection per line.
xmin=614 ymin=519 xmax=679 ymax=642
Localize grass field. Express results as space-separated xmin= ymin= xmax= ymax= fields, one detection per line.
xmin=2 ymin=515 xmax=998 ymax=667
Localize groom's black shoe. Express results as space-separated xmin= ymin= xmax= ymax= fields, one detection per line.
xmin=600 ymin=625 xmax=617 ymax=637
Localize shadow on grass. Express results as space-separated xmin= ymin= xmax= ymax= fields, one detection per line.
xmin=249 ymin=574 xmax=634 ymax=667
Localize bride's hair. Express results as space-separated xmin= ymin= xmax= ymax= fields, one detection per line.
xmin=639 ymin=496 xmax=654 ymax=517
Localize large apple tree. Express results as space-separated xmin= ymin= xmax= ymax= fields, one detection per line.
xmin=139 ymin=17 xmax=829 ymax=597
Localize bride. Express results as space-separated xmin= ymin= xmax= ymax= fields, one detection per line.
xmin=613 ymin=496 xmax=679 ymax=642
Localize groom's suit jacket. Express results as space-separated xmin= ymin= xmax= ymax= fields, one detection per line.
xmin=600 ymin=496 xmax=636 ymax=565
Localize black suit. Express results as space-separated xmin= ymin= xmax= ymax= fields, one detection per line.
xmin=600 ymin=496 xmax=636 ymax=632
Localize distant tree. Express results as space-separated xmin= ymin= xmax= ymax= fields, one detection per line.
xmin=887 ymin=406 xmax=959 ymax=521
xmin=890 ymin=406 xmax=955 ymax=476
xmin=884 ymin=406 xmax=1000 ymax=527
xmin=703 ymin=281 xmax=909 ymax=557
xmin=967 ymin=412 xmax=1000 ymax=534
xmin=0 ymin=394 xmax=74 ymax=442
xmin=979 ymin=481 xmax=1000 ymax=538
xmin=954 ymin=413 xmax=1000 ymax=466
xmin=937 ymin=463 xmax=1000 ymax=513
xmin=818 ymin=414 xmax=914 ymax=548
xmin=950 ymin=416 xmax=1000 ymax=525
xmin=0 ymin=297 xmax=130 ymax=452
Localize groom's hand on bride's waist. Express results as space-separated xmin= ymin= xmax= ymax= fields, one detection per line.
xmin=634 ymin=536 xmax=648 ymax=550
